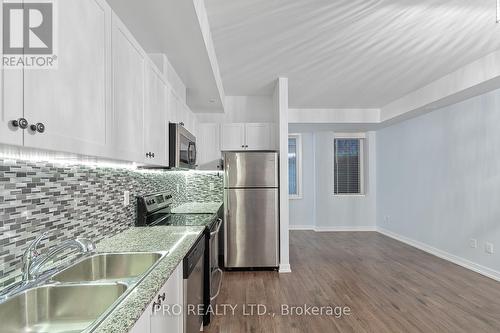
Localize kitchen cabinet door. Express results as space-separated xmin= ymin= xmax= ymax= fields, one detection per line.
xmin=111 ymin=13 xmax=145 ymax=162
xmin=245 ymin=123 xmax=273 ymax=150
xmin=130 ymin=263 xmax=183 ymax=333
xmin=167 ymin=88 xmax=182 ymax=125
xmin=221 ymin=123 xmax=245 ymax=151
xmin=144 ymin=61 xmax=167 ymax=165
xmin=198 ymin=123 xmax=221 ymax=170
xmin=151 ymin=263 xmax=184 ymax=333
xmin=0 ymin=0 xmax=23 ymax=146
xmin=130 ymin=302 xmax=152 ymax=333
xmin=23 ymin=0 xmax=112 ymax=156
xmin=183 ymin=104 xmax=192 ymax=132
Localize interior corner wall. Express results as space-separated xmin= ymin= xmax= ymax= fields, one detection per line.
xmin=288 ymin=132 xmax=316 ymax=229
xmin=288 ymin=127 xmax=377 ymax=231
xmin=376 ymin=87 xmax=500 ymax=277
xmin=315 ymin=131 xmax=377 ymax=230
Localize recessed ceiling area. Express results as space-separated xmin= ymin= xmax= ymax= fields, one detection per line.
xmin=106 ymin=0 xmax=224 ymax=112
xmin=205 ymin=0 xmax=500 ymax=109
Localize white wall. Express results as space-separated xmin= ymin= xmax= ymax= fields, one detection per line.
xmin=377 ymin=88 xmax=500 ymax=277
xmin=289 ymin=126 xmax=377 ymax=231
xmin=197 ymin=95 xmax=274 ymax=123
xmin=289 ymin=133 xmax=316 ymax=229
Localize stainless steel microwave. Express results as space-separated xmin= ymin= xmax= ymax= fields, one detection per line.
xmin=169 ymin=123 xmax=197 ymax=169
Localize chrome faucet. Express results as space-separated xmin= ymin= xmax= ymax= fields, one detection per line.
xmin=21 ymin=232 xmax=48 ymax=281
xmin=27 ymin=236 xmax=96 ymax=281
xmin=0 ymin=232 xmax=96 ymax=300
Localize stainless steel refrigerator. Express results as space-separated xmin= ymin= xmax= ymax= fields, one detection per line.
xmin=223 ymin=151 xmax=279 ymax=268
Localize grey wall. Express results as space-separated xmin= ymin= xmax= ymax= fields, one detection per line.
xmin=0 ymin=159 xmax=222 ymax=288
xmin=377 ymin=88 xmax=500 ymax=274
xmin=289 ymin=125 xmax=377 ymax=230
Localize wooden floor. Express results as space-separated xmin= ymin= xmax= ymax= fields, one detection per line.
xmin=205 ymin=231 xmax=500 ymax=333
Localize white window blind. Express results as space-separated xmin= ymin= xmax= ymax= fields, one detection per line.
xmin=334 ymin=138 xmax=363 ymax=195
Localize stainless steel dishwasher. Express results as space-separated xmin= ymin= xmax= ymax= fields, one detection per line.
xmin=184 ymin=234 xmax=205 ymax=333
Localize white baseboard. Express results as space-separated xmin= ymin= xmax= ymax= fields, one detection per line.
xmin=377 ymin=227 xmax=500 ymax=283
xmin=314 ymin=226 xmax=377 ymax=232
xmin=289 ymin=226 xmax=377 ymax=232
xmin=289 ymin=225 xmax=315 ymax=231
xmin=279 ymin=264 xmax=292 ymax=273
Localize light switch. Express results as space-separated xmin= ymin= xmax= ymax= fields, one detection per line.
xmin=123 ymin=191 xmax=130 ymax=206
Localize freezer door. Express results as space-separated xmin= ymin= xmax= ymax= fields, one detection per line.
xmin=224 ymin=188 xmax=279 ymax=268
xmin=224 ymin=152 xmax=279 ymax=188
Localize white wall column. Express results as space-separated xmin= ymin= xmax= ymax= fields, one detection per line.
xmin=277 ymin=77 xmax=291 ymax=273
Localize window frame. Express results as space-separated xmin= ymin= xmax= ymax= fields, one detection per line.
xmin=333 ymin=133 xmax=365 ymax=197
xmin=288 ymin=133 xmax=303 ymax=200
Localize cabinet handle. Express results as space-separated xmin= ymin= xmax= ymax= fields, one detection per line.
xmin=29 ymin=123 xmax=46 ymax=133
xmin=36 ymin=123 xmax=45 ymax=133
xmin=11 ymin=118 xmax=28 ymax=129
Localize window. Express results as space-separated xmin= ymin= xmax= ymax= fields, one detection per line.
xmin=288 ymin=134 xmax=302 ymax=199
xmin=334 ymin=136 xmax=364 ymax=195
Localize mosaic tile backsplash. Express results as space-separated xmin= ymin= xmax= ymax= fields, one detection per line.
xmin=0 ymin=158 xmax=223 ymax=288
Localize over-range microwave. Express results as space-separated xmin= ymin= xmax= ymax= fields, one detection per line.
xmin=169 ymin=123 xmax=197 ymax=169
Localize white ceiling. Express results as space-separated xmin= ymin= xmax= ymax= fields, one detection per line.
xmin=106 ymin=0 xmax=223 ymax=112
xmin=205 ymin=0 xmax=500 ymax=108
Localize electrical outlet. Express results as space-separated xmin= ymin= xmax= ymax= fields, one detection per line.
xmin=485 ymin=242 xmax=494 ymax=254
xmin=209 ymin=183 xmax=215 ymax=191
xmin=176 ymin=184 xmax=180 ymax=193
xmin=470 ymin=239 xmax=478 ymax=249
xmin=123 ymin=191 xmax=130 ymax=207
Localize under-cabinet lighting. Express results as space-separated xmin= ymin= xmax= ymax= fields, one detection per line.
xmin=0 ymin=146 xmax=137 ymax=170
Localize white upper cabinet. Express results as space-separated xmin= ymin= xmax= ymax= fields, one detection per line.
xmin=144 ymin=60 xmax=168 ymax=165
xmin=0 ymin=1 xmax=23 ymax=146
xmin=22 ymin=0 xmax=112 ymax=156
xmin=167 ymin=88 xmax=181 ymax=125
xmin=245 ymin=123 xmax=273 ymax=150
xmin=221 ymin=123 xmax=274 ymax=151
xmin=111 ymin=13 xmax=145 ymax=162
xmin=221 ymin=123 xmax=245 ymax=151
xmin=0 ymin=1 xmax=193 ymax=165
xmin=197 ymin=123 xmax=221 ymax=170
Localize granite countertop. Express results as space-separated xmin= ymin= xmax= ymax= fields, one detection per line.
xmin=171 ymin=201 xmax=223 ymax=214
xmin=168 ymin=213 xmax=216 ymax=227
xmin=92 ymin=226 xmax=205 ymax=333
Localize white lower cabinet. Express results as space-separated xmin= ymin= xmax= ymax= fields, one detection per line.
xmin=130 ymin=263 xmax=184 ymax=333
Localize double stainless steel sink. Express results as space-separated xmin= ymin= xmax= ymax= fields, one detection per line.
xmin=0 ymin=252 xmax=166 ymax=333
xmin=53 ymin=252 xmax=163 ymax=283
